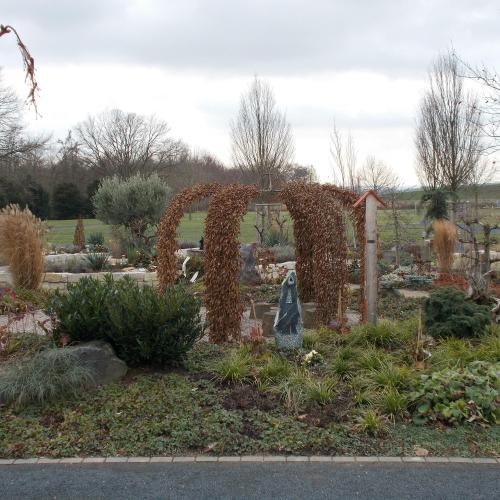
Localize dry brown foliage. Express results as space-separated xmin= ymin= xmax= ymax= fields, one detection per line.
xmin=432 ymin=219 xmax=457 ymax=273
xmin=156 ymin=180 xmax=367 ymax=342
xmin=281 ymin=182 xmax=366 ymax=325
xmin=321 ymin=184 xmax=366 ymax=321
xmin=156 ymin=183 xmax=221 ymax=292
xmin=73 ymin=217 xmax=85 ymax=251
xmin=0 ymin=204 xmax=44 ymax=289
xmin=205 ymin=184 xmax=259 ymax=343
xmin=0 ymin=24 xmax=38 ymax=111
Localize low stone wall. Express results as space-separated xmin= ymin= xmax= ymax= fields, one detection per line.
xmin=42 ymin=271 xmax=158 ymax=290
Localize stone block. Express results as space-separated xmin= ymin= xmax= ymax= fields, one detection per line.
xmin=43 ymin=273 xmax=68 ymax=283
xmin=302 ymin=307 xmax=317 ymax=329
xmin=254 ymin=302 xmax=273 ymax=319
xmin=262 ymin=310 xmax=277 ymax=337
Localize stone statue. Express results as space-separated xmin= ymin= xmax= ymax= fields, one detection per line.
xmin=239 ymin=243 xmax=261 ymax=284
xmin=274 ymin=270 xmax=303 ymax=349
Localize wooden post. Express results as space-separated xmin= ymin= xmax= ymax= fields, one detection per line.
xmin=354 ymin=190 xmax=386 ymax=326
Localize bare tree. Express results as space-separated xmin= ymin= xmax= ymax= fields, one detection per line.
xmin=330 ymin=121 xmax=359 ymax=191
xmin=75 ymin=109 xmax=185 ymax=178
xmin=230 ymin=77 xmax=294 ymax=188
xmin=360 ymin=156 xmax=397 ymax=193
xmin=415 ymin=52 xmax=483 ymax=220
xmin=0 ymin=73 xmax=47 ymax=169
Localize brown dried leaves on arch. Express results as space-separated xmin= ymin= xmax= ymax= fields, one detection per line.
xmin=282 ymin=182 xmax=366 ymax=325
xmin=205 ymin=183 xmax=259 ymax=343
xmin=321 ymin=185 xmax=367 ymax=321
xmin=281 ymin=183 xmax=315 ymax=302
xmin=156 ymin=183 xmax=221 ymax=292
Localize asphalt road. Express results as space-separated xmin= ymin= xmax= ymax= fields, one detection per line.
xmin=1 ymin=463 xmax=498 ymax=500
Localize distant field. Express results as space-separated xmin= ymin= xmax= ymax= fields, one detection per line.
xmin=45 ymin=205 xmax=499 ymax=247
xmin=397 ymin=183 xmax=500 ymax=202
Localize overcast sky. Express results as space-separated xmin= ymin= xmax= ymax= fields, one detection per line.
xmin=2 ymin=0 xmax=500 ymax=185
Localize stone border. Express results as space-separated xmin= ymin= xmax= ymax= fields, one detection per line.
xmin=0 ymin=456 xmax=498 ymax=465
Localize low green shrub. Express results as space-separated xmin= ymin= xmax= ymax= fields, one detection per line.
xmin=410 ymin=361 xmax=500 ymax=425
xmin=49 ymin=276 xmax=115 ymax=343
xmin=0 ymin=348 xmax=95 ymax=406
xmin=49 ymin=276 xmax=203 ymax=367
xmin=106 ymin=282 xmax=203 ymax=367
xmin=424 ymin=287 xmax=490 ymax=339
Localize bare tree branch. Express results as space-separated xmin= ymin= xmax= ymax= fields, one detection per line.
xmin=0 ymin=24 xmax=38 ymax=112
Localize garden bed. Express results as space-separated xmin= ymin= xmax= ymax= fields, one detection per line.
xmin=1 ymin=321 xmax=498 ymax=459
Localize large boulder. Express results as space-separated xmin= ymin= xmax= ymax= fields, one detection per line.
xmin=67 ymin=341 xmax=127 ymax=385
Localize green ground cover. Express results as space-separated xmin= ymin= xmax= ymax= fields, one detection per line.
xmin=1 ymin=288 xmax=498 ymax=459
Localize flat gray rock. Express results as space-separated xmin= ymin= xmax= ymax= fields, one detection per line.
xmin=66 ymin=341 xmax=127 ymax=385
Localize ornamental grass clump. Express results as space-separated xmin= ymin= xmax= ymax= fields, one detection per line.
xmin=213 ymin=351 xmax=252 ymax=383
xmin=257 ymin=354 xmax=291 ymax=383
xmin=0 ymin=348 xmax=95 ymax=406
xmin=306 ymin=378 xmax=336 ymax=405
xmin=432 ymin=219 xmax=456 ymax=273
xmin=0 ymin=204 xmax=44 ymax=289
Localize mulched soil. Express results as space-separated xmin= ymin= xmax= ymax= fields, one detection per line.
xmin=222 ymin=384 xmax=277 ymax=411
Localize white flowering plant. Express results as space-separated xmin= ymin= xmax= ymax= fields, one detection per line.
xmin=303 ymin=349 xmax=324 ymax=366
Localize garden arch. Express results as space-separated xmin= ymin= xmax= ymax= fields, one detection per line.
xmin=157 ymin=181 xmax=367 ymax=343
xmin=281 ymin=182 xmax=366 ymax=325
xmin=157 ymin=182 xmax=221 ymax=292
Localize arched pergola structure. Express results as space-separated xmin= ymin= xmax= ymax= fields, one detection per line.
xmin=157 ymin=183 xmax=221 ymax=292
xmin=281 ymin=182 xmax=365 ymax=325
xmin=156 ymin=181 xmax=367 ymax=343
xmin=204 ymin=184 xmax=259 ymax=343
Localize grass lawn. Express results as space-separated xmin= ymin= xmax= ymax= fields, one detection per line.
xmin=44 ymin=205 xmax=499 ymax=247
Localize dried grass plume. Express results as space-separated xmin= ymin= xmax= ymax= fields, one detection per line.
xmin=432 ymin=219 xmax=457 ymax=273
xmin=0 ymin=204 xmax=45 ymax=289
